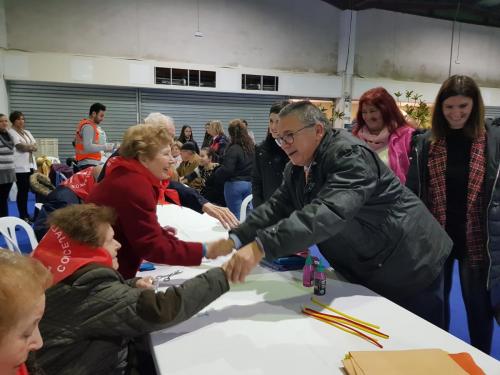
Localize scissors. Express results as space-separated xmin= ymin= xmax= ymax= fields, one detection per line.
xmin=153 ymin=270 xmax=183 ymax=291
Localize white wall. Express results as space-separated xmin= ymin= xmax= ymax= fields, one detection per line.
xmin=5 ymin=0 xmax=340 ymax=74
xmin=2 ymin=51 xmax=342 ymax=98
xmin=355 ymin=9 xmax=500 ymax=88
xmin=352 ymin=77 xmax=500 ymax=108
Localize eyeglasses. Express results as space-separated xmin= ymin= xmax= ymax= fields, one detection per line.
xmin=275 ymin=123 xmax=315 ymax=147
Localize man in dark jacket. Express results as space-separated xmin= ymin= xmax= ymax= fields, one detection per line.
xmin=252 ymin=101 xmax=290 ymax=207
xmin=223 ymin=101 xmax=452 ymax=329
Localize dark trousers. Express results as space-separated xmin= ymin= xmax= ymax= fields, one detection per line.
xmin=444 ymin=257 xmax=494 ymax=354
xmin=15 ymin=171 xmax=32 ymax=220
xmin=0 ymin=182 xmax=13 ymax=217
xmin=394 ymin=270 xmax=446 ymax=330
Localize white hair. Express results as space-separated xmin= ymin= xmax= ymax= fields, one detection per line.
xmin=144 ymin=112 xmax=175 ymax=137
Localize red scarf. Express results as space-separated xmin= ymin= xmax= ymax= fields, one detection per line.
xmin=107 ymin=156 xmax=180 ymax=205
xmin=428 ymin=135 xmax=487 ymax=267
xmin=159 ymin=180 xmax=181 ymax=206
xmin=32 ymin=226 xmax=113 ymax=285
xmin=106 ymin=156 xmax=161 ymax=188
xmin=17 ymin=364 xmax=29 ymax=375
xmin=61 ymin=167 xmax=95 ymax=200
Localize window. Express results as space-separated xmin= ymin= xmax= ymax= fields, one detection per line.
xmin=200 ymin=71 xmax=216 ymax=87
xmin=172 ymin=69 xmax=188 ymax=86
xmin=242 ymin=74 xmax=278 ymax=91
xmin=189 ymin=70 xmax=200 ymax=87
xmin=155 ymin=67 xmax=171 ymax=85
xmin=155 ymin=67 xmax=216 ymax=88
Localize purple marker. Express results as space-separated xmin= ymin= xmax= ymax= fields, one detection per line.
xmin=314 ymin=263 xmax=326 ymax=296
xmin=302 ymin=255 xmax=314 ymax=287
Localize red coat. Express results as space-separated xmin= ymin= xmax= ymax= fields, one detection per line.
xmin=86 ymin=157 xmax=203 ymax=279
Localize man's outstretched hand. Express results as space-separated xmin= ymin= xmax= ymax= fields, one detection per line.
xmin=223 ymin=241 xmax=264 ymax=283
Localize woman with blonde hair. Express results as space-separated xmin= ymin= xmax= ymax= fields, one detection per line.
xmin=207 ymin=120 xmax=228 ymax=162
xmin=0 ymin=249 xmax=52 ymax=375
xmin=87 ymin=123 xmax=231 ymax=279
xmin=30 ymin=156 xmax=55 ymax=205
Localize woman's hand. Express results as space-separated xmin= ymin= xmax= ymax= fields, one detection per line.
xmin=202 ymin=203 xmax=239 ymax=229
xmin=135 ymin=277 xmax=155 ymax=289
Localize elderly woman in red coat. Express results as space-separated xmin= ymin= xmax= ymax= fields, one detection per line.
xmin=87 ymin=123 xmax=230 ymax=279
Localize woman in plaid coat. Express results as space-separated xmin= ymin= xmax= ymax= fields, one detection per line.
xmin=407 ymin=75 xmax=500 ymax=354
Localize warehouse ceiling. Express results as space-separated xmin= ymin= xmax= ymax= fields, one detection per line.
xmin=322 ymin=0 xmax=500 ymax=28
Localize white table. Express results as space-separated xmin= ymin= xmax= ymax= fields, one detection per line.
xmin=156 ymin=204 xmax=228 ymax=242
xmin=148 ymin=205 xmax=499 ymax=374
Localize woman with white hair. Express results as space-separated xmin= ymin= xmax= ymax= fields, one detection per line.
xmin=144 ymin=112 xmax=175 ymax=137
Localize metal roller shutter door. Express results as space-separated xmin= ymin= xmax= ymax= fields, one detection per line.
xmin=485 ymin=106 xmax=500 ymax=121
xmin=7 ymin=81 xmax=138 ymax=160
xmin=139 ymin=89 xmax=289 ymax=145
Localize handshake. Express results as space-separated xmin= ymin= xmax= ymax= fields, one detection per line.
xmin=205 ymin=239 xmax=264 ymax=283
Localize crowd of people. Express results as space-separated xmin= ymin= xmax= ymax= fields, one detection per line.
xmin=0 ymin=74 xmax=499 ymax=375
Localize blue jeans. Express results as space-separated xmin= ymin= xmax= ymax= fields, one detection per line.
xmin=224 ymin=180 xmax=251 ymax=220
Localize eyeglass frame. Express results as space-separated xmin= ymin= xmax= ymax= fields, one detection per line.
xmin=274 ymin=123 xmax=316 ymax=147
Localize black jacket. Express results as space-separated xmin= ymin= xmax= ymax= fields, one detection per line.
xmin=215 ymin=143 xmax=253 ymax=182
xmin=252 ymin=134 xmax=289 ymax=207
xmin=232 ymin=128 xmax=452 ymax=300
xmin=406 ymin=124 xmax=500 ymax=295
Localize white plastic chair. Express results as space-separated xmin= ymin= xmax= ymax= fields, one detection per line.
xmin=0 ymin=217 xmax=39 ymax=254
xmin=56 ymin=171 xmax=68 ymax=185
xmin=0 ymin=228 xmax=22 ymax=253
xmin=239 ymin=194 xmax=253 ymax=223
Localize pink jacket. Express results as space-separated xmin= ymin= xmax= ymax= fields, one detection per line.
xmin=353 ymin=124 xmax=415 ymax=184
xmin=387 ymin=125 xmax=415 ymax=184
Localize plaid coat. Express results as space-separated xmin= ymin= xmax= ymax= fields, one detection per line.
xmin=407 ymin=124 xmax=500 ymax=293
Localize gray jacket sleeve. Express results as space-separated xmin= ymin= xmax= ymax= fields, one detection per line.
xmin=81 ymin=125 xmax=106 ymax=153
xmin=77 ymin=267 xmax=229 ymax=338
xmin=233 ymin=145 xmax=379 ymax=259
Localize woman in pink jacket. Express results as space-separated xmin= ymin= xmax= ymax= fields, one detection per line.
xmin=352 ymin=87 xmax=415 ymax=184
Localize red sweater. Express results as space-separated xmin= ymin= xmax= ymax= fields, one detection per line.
xmin=86 ymin=157 xmax=203 ymax=279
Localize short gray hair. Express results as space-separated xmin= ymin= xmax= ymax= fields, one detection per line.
xmin=144 ymin=112 xmax=175 ymax=137
xmin=279 ymin=101 xmax=330 ymax=128
xmin=144 ymin=112 xmax=174 ymax=127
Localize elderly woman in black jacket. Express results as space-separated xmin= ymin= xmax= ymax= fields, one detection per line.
xmin=252 ymin=101 xmax=289 ymax=207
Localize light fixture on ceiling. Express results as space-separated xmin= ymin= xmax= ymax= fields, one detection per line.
xmin=194 ymin=0 xmax=204 ymax=37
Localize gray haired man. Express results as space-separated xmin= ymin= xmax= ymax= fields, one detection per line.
xmin=222 ymin=100 xmax=452 ymax=329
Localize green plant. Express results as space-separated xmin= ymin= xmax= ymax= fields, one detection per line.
xmin=394 ymin=90 xmax=431 ymax=129
xmin=318 ymin=105 xmax=344 ymax=125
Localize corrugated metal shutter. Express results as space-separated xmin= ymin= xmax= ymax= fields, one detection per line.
xmin=7 ymin=81 xmax=138 ymax=160
xmin=485 ymin=106 xmax=500 ymax=121
xmin=139 ymin=89 xmax=289 ymax=145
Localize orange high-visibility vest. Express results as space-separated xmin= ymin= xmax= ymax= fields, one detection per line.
xmin=74 ymin=119 xmax=101 ymax=161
